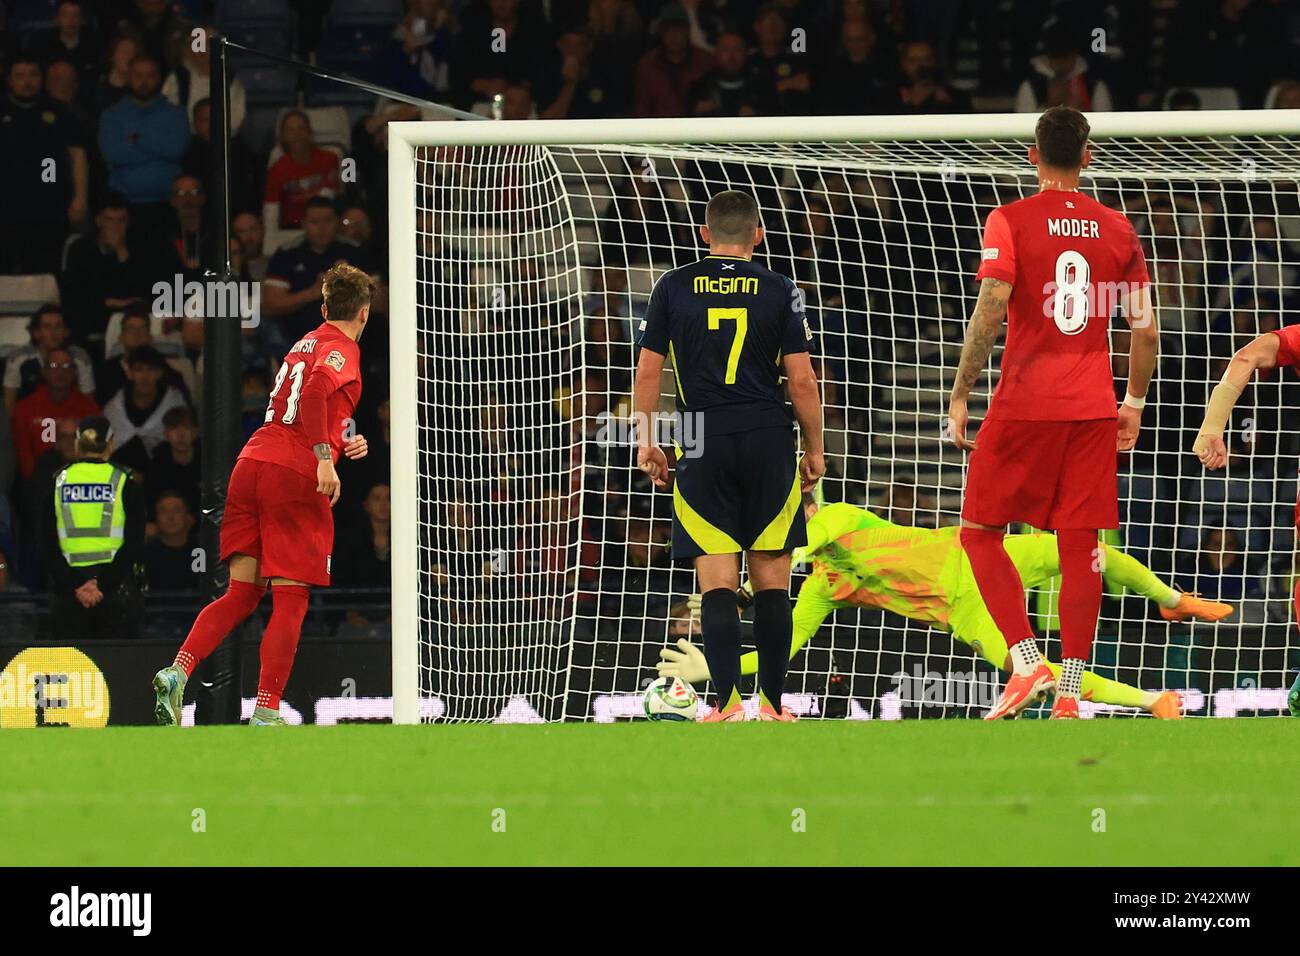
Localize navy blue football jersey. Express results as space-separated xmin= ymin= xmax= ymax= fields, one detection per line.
xmin=637 ymin=255 xmax=811 ymax=435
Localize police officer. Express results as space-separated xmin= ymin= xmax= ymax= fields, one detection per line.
xmin=45 ymin=416 xmax=144 ymax=639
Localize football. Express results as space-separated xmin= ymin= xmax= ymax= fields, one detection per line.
xmin=643 ymin=676 xmax=699 ymax=722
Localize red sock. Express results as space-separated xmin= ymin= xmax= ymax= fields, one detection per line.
xmin=960 ymin=526 xmax=1034 ymax=648
xmin=256 ymin=584 xmax=310 ymax=710
xmin=175 ymin=579 xmax=265 ymax=677
xmin=1057 ymin=529 xmax=1103 ymax=661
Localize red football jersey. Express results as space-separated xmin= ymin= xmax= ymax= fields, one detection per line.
xmin=1273 ymin=324 xmax=1300 ymax=369
xmin=240 ymin=321 xmax=362 ymax=481
xmin=975 ymin=189 xmax=1149 ymax=421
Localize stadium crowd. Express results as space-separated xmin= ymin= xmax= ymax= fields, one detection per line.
xmin=0 ymin=0 xmax=1296 ymax=665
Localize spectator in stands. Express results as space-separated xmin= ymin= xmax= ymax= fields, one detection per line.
xmin=599 ymin=170 xmax=690 ymax=266
xmin=340 ymin=205 xmax=378 ymax=263
xmin=0 ymin=55 xmax=89 ymax=274
xmin=94 ymin=34 xmax=139 ymax=113
xmin=3 ymin=306 xmax=96 ymax=413
xmin=44 ymin=60 xmax=91 ymax=136
xmin=1015 ymin=25 xmax=1114 ymax=113
xmin=688 ymin=30 xmax=760 ymax=116
xmin=1166 ymin=88 xmax=1203 ymax=110
xmin=1193 ymin=527 xmax=1264 ymax=610
xmin=454 ymin=0 xmax=552 ymax=112
xmin=1269 ymin=79 xmax=1300 ymax=109
xmin=98 ymin=54 xmax=191 ymax=235
xmin=29 ymin=2 xmax=99 ymax=93
xmin=62 ymin=195 xmax=160 ymax=345
xmin=498 ymin=82 xmax=537 ymax=120
xmin=101 ymin=345 xmax=188 ymax=471
xmin=142 ymin=490 xmax=199 ymax=591
xmin=334 ymin=482 xmax=392 ymax=590
xmin=886 ymin=39 xmax=970 ymax=114
xmin=239 ymin=366 xmax=272 ymax=442
xmin=750 ymin=3 xmax=812 ymax=116
xmin=1165 ymin=0 xmax=1288 ymax=108
xmin=817 ymin=15 xmax=888 ymax=115
xmin=115 ymin=0 xmax=193 ymax=73
xmin=385 ymin=0 xmax=455 ymax=101
xmin=263 ymin=110 xmax=342 ymax=237
xmin=536 ymin=30 xmax=606 ymax=120
xmin=263 ymin=196 xmax=373 ymax=345
xmin=98 ymin=306 xmax=193 ymax=406
xmin=10 ymin=346 xmax=100 ymax=480
xmin=180 ymin=98 xmax=260 ymax=214
xmin=667 ymin=597 xmax=702 ymax=640
xmin=162 ymin=26 xmax=246 ymax=134
xmin=143 ymin=406 xmax=200 ymax=520
xmin=232 ymin=211 xmax=270 ymax=283
xmin=633 ymin=4 xmax=712 ymax=117
xmin=582 ymin=0 xmax=644 ymax=117
xmin=162 ymin=173 xmax=213 ymax=275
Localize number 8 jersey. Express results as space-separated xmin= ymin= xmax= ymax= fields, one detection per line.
xmin=976 ymin=188 xmax=1149 ymax=422
xmin=240 ymin=320 xmax=363 ymax=479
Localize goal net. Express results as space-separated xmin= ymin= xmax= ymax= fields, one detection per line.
xmin=388 ymin=113 xmax=1300 ymax=722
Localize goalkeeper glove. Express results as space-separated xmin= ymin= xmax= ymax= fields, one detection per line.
xmin=656 ymin=638 xmax=711 ymax=684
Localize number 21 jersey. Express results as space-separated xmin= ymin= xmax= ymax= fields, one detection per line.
xmin=975 ymin=189 xmax=1149 ymax=422
xmin=239 ymin=321 xmax=363 ymax=481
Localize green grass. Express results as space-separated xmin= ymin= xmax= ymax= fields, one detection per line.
xmin=1 ymin=720 xmax=1297 ymax=866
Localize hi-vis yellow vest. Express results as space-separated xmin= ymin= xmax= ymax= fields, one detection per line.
xmin=54 ymin=462 xmax=128 ymax=568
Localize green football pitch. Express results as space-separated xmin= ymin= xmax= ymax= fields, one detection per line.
xmin=2 ymin=720 xmax=1297 ymax=866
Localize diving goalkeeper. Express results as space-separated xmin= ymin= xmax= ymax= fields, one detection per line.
xmin=658 ymin=498 xmax=1233 ymax=718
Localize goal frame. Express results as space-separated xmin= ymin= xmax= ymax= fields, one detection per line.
xmin=387 ymin=109 xmax=1300 ymax=724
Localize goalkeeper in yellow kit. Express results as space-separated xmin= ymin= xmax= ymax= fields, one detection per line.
xmin=658 ymin=498 xmax=1233 ymax=718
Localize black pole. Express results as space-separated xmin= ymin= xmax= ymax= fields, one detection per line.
xmin=196 ymin=34 xmax=243 ymax=724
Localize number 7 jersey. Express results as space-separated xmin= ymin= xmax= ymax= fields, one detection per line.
xmin=975 ymin=188 xmax=1149 ymax=422
xmin=239 ymin=321 xmax=363 ymax=481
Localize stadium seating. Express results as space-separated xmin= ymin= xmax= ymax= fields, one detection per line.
xmin=0 ymin=316 xmax=30 ymax=357
xmin=0 ymin=274 xmax=59 ymax=315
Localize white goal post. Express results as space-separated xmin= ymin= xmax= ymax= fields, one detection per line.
xmin=389 ymin=110 xmax=1300 ymax=724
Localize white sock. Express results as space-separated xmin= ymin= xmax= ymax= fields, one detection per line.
xmin=1009 ymin=639 xmax=1043 ymax=675
xmin=1140 ymin=690 xmax=1160 ymax=710
xmin=1057 ymin=658 xmax=1084 ymax=699
xmin=1160 ymin=591 xmax=1182 ymax=609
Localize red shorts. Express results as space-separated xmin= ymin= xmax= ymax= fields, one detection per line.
xmin=961 ymin=418 xmax=1119 ymax=530
xmin=220 ymin=457 xmax=334 ymax=586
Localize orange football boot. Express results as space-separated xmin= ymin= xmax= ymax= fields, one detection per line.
xmin=701 ymin=701 xmax=747 ymax=723
xmin=757 ymin=702 xmax=797 ymax=722
xmin=985 ymin=662 xmax=1056 ymax=720
xmin=1160 ymin=592 xmax=1233 ymax=623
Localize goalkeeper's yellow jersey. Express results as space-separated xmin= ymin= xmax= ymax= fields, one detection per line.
xmin=799 ymin=503 xmax=1067 ymax=629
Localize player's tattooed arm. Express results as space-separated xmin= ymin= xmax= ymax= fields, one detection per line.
xmin=950 ymin=278 xmax=1011 ymax=403
xmin=314 ymin=442 xmax=332 ymax=461
xmin=947 ymin=278 xmax=1010 ymax=451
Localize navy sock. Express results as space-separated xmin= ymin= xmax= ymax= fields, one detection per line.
xmin=752 ymin=588 xmax=792 ymax=710
xmin=700 ymin=587 xmax=742 ymax=708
